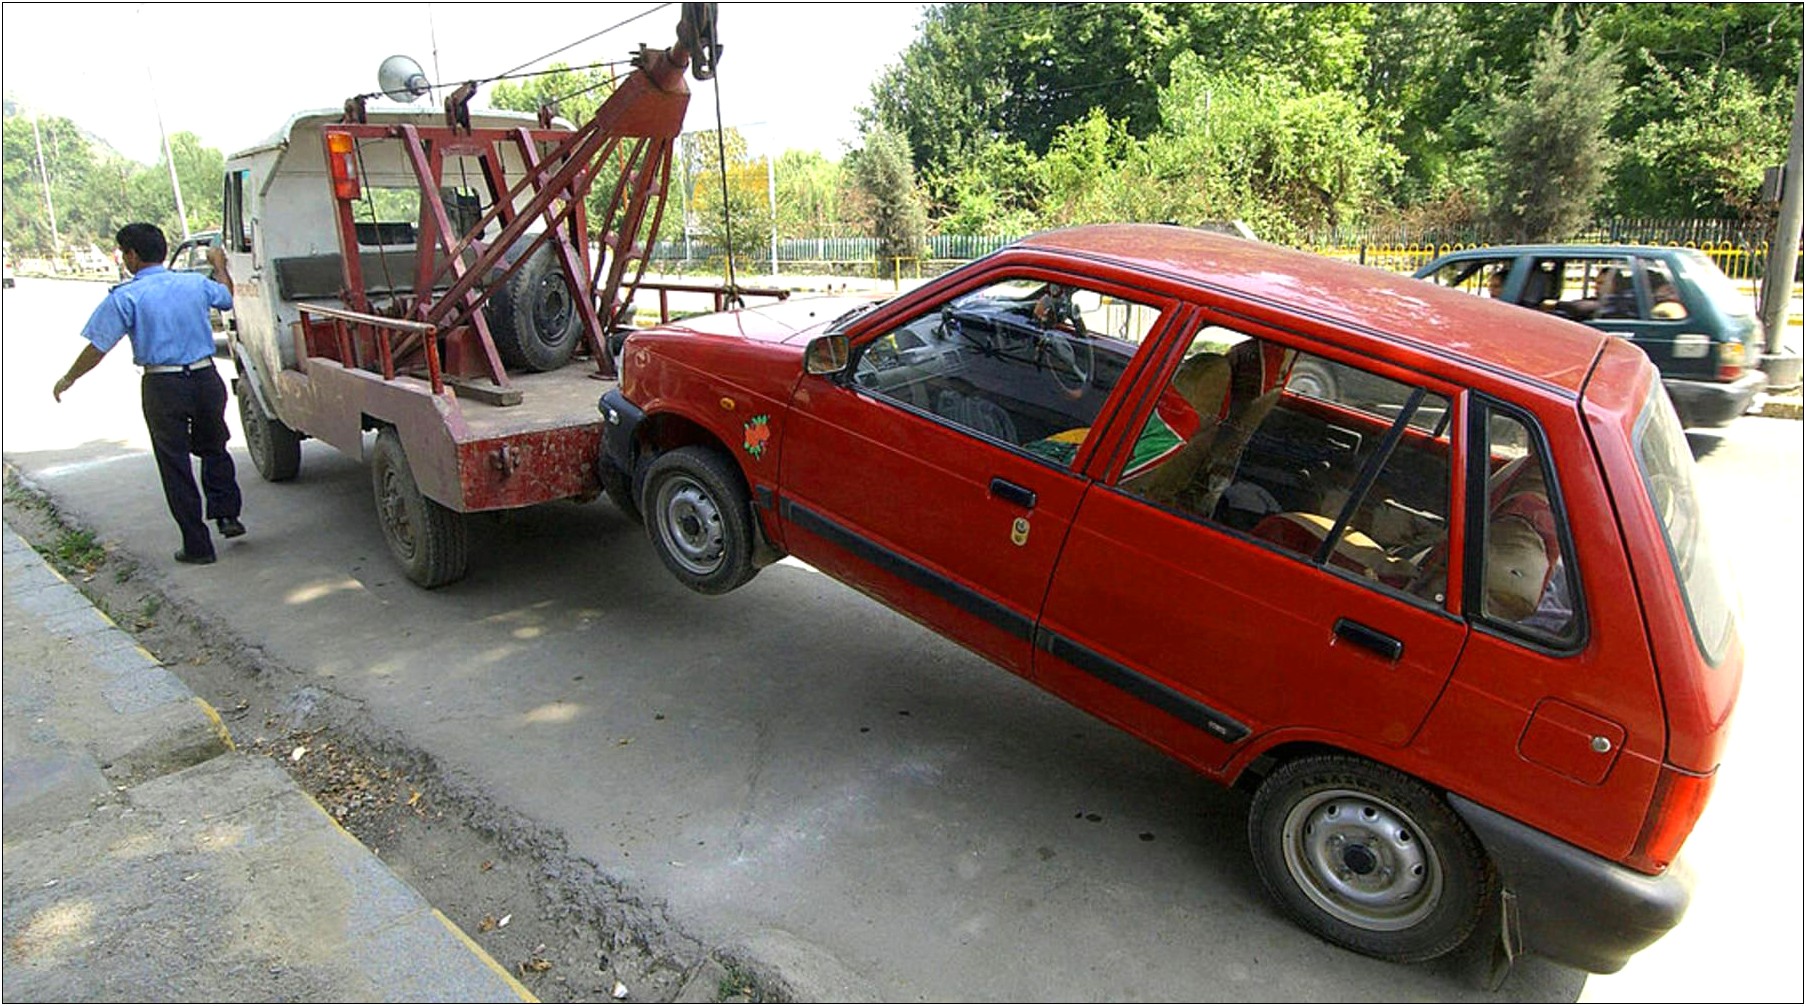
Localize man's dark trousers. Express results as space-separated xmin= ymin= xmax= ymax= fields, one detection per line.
xmin=142 ymin=367 xmax=240 ymax=559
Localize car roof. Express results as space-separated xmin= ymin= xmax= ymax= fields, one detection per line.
xmin=1016 ymin=224 xmax=1605 ymax=396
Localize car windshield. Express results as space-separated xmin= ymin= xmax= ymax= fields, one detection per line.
xmin=1633 ymin=386 xmax=1737 ymax=663
xmin=1673 ymin=250 xmax=1755 ymax=319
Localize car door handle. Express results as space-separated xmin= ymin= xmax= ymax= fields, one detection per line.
xmin=1333 ymin=618 xmax=1403 ymax=662
xmin=989 ymin=477 xmax=1037 ymax=510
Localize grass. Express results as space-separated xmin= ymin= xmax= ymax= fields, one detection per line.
xmin=50 ymin=528 xmax=106 ymax=574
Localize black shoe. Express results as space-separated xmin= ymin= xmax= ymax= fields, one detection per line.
xmin=216 ymin=516 xmax=246 ymax=538
xmin=174 ymin=549 xmax=216 ymax=565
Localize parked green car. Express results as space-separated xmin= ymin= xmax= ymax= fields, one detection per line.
xmin=1414 ymin=245 xmax=1767 ymax=428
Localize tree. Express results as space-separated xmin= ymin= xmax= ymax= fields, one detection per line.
xmin=1485 ymin=20 xmax=1622 ymax=241
xmin=1609 ymin=63 xmax=1792 ymax=217
xmin=848 ymin=128 xmax=927 ymax=269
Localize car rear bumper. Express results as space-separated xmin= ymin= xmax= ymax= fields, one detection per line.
xmin=1665 ymin=370 xmax=1767 ymax=428
xmin=1450 ymin=795 xmax=1691 ymax=974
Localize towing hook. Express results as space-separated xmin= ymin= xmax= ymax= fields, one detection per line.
xmin=678 ymin=2 xmax=721 ymax=80
xmin=492 ymin=444 xmax=520 ymax=477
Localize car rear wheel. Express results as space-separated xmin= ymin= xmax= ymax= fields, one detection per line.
xmin=642 ymin=446 xmax=755 ymax=595
xmin=1248 ymin=755 xmax=1494 ymax=963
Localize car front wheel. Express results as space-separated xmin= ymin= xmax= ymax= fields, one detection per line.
xmin=1248 ymin=755 xmax=1494 ymax=963
xmin=642 ymin=446 xmax=756 ymax=595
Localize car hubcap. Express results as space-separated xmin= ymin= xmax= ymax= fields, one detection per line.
xmin=656 ymin=476 xmax=724 ymax=575
xmin=1281 ymin=788 xmax=1441 ymax=931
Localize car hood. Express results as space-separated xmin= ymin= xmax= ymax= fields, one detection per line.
xmin=662 ymin=296 xmax=876 ymax=347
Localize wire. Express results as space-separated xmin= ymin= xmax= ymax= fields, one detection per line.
xmin=711 ymin=69 xmax=740 ymax=302
xmin=492 ymin=3 xmax=674 ymax=81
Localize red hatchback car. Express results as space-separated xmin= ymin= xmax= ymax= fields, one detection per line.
xmin=599 ymin=225 xmax=1741 ymax=975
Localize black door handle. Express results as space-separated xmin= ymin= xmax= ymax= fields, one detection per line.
xmin=1334 ymin=618 xmax=1403 ymax=662
xmin=989 ymin=477 xmax=1037 ymax=510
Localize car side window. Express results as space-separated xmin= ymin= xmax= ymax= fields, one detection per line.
xmin=1425 ymin=257 xmax=1513 ymax=300
xmin=1640 ymin=258 xmax=1690 ymax=320
xmin=1474 ymin=409 xmax=1582 ymax=646
xmin=851 ymin=276 xmax=1162 ymax=468
xmin=1116 ymin=326 xmax=1453 ymax=606
xmin=224 ymin=170 xmax=252 ymax=254
xmin=1522 ymin=257 xmax=1636 ymax=320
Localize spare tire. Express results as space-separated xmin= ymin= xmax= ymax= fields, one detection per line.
xmin=486 ymin=245 xmax=584 ymax=372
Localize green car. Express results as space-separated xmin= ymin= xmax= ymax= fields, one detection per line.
xmin=1415 ymin=245 xmax=1767 ymax=428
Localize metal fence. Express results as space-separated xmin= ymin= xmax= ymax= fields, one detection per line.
xmin=649 ymin=218 xmax=1779 ymax=281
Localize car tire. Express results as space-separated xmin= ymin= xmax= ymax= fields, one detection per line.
xmin=1248 ymin=755 xmax=1494 ymax=963
xmin=641 ymin=446 xmax=756 ymax=595
xmin=1287 ymin=360 xmax=1339 ymax=402
xmin=487 ymin=245 xmax=584 ymax=372
xmin=371 ymin=428 xmax=469 ymax=588
xmin=237 ymin=380 xmax=302 ymax=482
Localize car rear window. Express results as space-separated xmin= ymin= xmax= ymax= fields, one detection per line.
xmin=1634 ymin=387 xmax=1736 ymax=663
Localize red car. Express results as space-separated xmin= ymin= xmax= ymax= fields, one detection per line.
xmin=599 ymin=225 xmax=1741 ymax=975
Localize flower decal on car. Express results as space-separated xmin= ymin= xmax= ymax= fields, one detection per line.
xmin=743 ymin=415 xmax=772 ymax=459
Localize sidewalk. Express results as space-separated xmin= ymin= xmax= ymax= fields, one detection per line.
xmin=1 ymin=522 xmax=534 ymax=1003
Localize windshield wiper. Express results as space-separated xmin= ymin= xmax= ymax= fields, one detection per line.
xmin=828 ymin=301 xmax=881 ymax=330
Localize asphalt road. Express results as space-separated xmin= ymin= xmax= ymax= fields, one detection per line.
xmin=4 ymin=277 xmax=1800 ymax=1002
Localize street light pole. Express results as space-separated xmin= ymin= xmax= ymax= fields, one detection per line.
xmin=31 ymin=116 xmax=62 ymax=259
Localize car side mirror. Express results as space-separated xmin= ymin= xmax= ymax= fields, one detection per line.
xmin=804 ymin=334 xmax=850 ymax=376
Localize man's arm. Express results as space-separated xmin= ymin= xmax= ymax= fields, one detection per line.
xmin=206 ymin=245 xmax=234 ymax=301
xmin=54 ymin=343 xmax=110 ymax=402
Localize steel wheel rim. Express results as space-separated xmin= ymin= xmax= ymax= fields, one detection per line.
xmin=655 ymin=475 xmax=724 ymax=576
xmin=379 ymin=466 xmax=417 ymax=559
xmin=1280 ymin=787 xmax=1442 ymax=931
xmin=240 ymin=395 xmax=269 ymax=466
xmin=532 ymin=274 xmax=573 ymax=347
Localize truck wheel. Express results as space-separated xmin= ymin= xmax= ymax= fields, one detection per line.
xmin=370 ymin=428 xmax=469 ymax=588
xmin=1248 ymin=755 xmax=1493 ymax=963
xmin=642 ymin=446 xmax=756 ymax=595
xmin=237 ymin=381 xmax=302 ymax=482
xmin=487 ymin=246 xmax=583 ymax=372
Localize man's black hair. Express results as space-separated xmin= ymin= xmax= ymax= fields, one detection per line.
xmin=115 ymin=222 xmax=168 ymax=264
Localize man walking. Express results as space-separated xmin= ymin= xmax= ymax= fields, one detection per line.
xmin=53 ymin=223 xmax=245 ymax=565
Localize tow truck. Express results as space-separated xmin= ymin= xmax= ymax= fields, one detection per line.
xmin=222 ymin=3 xmax=766 ymax=586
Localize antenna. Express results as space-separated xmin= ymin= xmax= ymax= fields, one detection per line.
xmin=378 ymin=55 xmax=432 ymax=103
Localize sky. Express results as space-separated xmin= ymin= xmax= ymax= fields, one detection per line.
xmin=1 ymin=1 xmax=927 ymax=163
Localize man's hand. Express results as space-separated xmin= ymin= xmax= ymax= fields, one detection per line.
xmin=53 ymin=375 xmax=72 ymax=402
xmin=55 ymin=344 xmax=108 ymax=402
xmin=206 ymin=244 xmax=228 ymax=273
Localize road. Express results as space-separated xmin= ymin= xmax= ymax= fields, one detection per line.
xmin=3 ymin=277 xmax=1800 ymax=1002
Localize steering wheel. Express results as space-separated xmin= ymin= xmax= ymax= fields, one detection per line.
xmin=1040 ymin=329 xmax=1095 ymax=396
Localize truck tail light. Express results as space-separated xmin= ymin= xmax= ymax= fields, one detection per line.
xmin=325 ymin=131 xmax=361 ymax=201
xmin=1627 ymin=764 xmax=1715 ymax=873
xmin=1717 ymin=340 xmax=1746 ymax=381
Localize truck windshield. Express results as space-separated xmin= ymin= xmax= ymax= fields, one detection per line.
xmin=1634 ymin=387 xmax=1736 ymax=663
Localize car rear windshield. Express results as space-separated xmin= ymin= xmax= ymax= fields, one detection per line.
xmin=1634 ymin=387 xmax=1736 ymax=663
xmin=1673 ymin=250 xmax=1755 ymax=320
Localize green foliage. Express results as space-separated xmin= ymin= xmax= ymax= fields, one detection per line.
xmin=489 ymin=63 xmax=616 ymax=126
xmin=849 ymin=128 xmax=927 ymax=267
xmin=3 ymin=109 xmax=225 ymax=256
xmin=1485 ymin=20 xmax=1623 ymax=241
xmin=1611 ymin=63 xmax=1792 ymax=217
xmin=50 ymin=528 xmax=105 ymax=575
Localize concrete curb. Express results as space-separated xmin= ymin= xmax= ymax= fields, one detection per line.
xmin=2 ymin=521 xmax=535 ymax=1003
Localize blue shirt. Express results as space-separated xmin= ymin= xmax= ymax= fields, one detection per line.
xmin=80 ymin=265 xmax=232 ymax=367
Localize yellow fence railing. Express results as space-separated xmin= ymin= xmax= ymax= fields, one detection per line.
xmin=1305 ymin=239 xmax=1773 ymax=281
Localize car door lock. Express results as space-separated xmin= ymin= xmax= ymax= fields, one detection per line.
xmin=1011 ymin=517 xmax=1030 ymax=546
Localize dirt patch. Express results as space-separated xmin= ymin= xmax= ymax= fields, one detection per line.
xmin=4 ymin=468 xmax=781 ymax=1004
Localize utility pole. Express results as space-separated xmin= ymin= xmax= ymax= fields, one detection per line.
xmin=31 ymin=116 xmax=62 ymax=259
xmin=148 ymin=65 xmax=191 ymax=241
xmin=1759 ymin=57 xmax=1803 ymax=364
xmin=767 ymin=154 xmax=778 ymax=277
